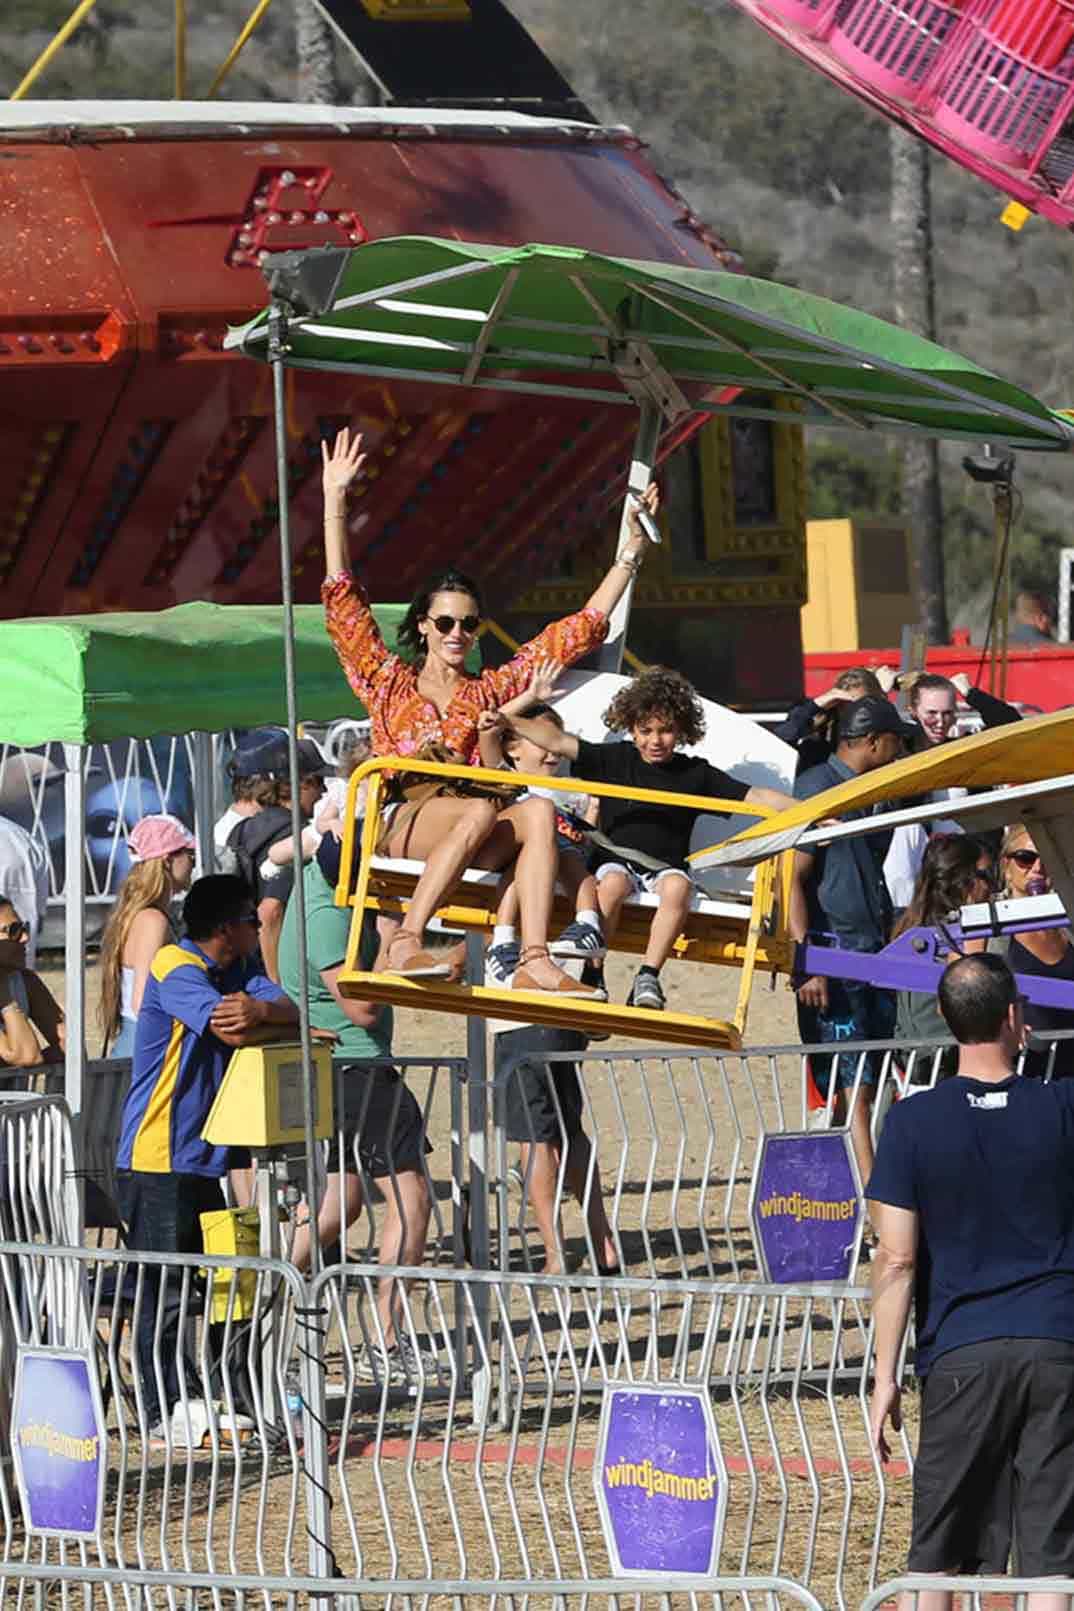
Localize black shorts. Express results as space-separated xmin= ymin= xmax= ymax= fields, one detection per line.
xmin=910 ymin=1336 xmax=1074 ymax=1576
xmin=496 ymin=1026 xmax=587 ymax=1145
xmin=333 ymin=1064 xmax=430 ymax=1181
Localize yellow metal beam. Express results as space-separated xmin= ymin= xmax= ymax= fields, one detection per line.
xmin=10 ymin=0 xmax=100 ymax=100
xmin=207 ymin=0 xmax=275 ymax=99
xmin=175 ymin=0 xmax=187 ymax=98
xmin=337 ymin=970 xmax=742 ymax=1051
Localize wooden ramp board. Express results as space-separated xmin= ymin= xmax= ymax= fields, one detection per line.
xmin=335 ymin=969 xmax=742 ymax=1052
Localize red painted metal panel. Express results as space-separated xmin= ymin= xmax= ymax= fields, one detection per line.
xmin=804 ymin=645 xmax=1074 ymax=708
xmin=0 ymin=119 xmax=740 ymax=622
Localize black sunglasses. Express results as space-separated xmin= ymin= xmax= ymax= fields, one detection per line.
xmin=0 ymin=920 xmax=28 ymax=940
xmin=231 ymin=912 xmax=262 ymax=929
xmin=1007 ymin=849 xmax=1045 ymax=870
xmin=428 ymin=613 xmax=480 ymax=636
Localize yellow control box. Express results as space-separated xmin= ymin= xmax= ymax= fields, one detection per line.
xmin=200 ymin=1207 xmax=260 ymax=1322
xmin=201 ymin=1042 xmax=334 ymax=1149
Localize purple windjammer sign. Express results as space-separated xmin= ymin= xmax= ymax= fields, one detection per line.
xmin=12 ymin=1350 xmax=104 ymax=1536
xmin=596 ymin=1385 xmax=722 ymax=1576
xmin=752 ymin=1131 xmax=860 ymax=1284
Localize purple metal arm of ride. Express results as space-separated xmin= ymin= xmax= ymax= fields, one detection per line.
xmin=798 ymin=919 xmax=1074 ymax=1011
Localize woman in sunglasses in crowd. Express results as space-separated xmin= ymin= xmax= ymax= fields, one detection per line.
xmin=995 ymin=823 xmax=1074 ymax=1079
xmin=321 ymin=427 xmax=658 ymax=995
xmin=891 ymin=834 xmax=993 ymax=1082
xmin=0 ymin=902 xmax=64 ymax=1067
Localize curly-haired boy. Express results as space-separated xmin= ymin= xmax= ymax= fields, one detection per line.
xmin=506 ymin=667 xmax=793 ymax=1011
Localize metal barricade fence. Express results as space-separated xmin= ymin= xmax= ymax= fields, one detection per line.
xmin=309 ymin=1262 xmax=895 ymax=1611
xmin=0 ymin=722 xmax=359 ymax=931
xmin=0 ymin=1563 xmax=828 ymax=1611
xmin=863 ymin=1578 xmax=1074 ymax=1607
xmin=491 ymin=1030 xmax=1074 ymax=1293
xmin=0 ymin=1092 xmax=78 ymax=1247
xmin=0 ymin=1239 xmax=329 ymax=1598
xmin=323 ymin=1057 xmax=469 ymax=1277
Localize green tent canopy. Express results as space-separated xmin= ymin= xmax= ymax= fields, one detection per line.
xmin=227 ymin=237 xmax=1074 ymax=452
xmin=0 ymin=600 xmax=413 ymax=746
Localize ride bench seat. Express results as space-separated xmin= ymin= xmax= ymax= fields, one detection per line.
xmin=332 ymin=757 xmax=795 ymax=1049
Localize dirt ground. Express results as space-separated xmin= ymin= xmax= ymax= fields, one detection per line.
xmin=29 ymin=952 xmax=928 ymax=1610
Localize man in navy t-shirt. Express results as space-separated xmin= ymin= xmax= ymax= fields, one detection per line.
xmin=867 ymin=953 xmax=1074 ymax=1599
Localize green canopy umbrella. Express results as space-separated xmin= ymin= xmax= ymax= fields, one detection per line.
xmin=0 ymin=600 xmax=412 ymax=746
xmin=226 ymin=236 xmax=1074 ymax=451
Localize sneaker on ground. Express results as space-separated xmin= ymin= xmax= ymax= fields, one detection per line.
xmin=627 ymin=971 xmax=667 ymax=1012
xmin=484 ymin=940 xmax=521 ymax=987
xmin=155 ymin=1398 xmax=255 ymax=1450
xmin=548 ymin=921 xmax=607 ymax=961
xmin=354 ymin=1338 xmax=440 ymax=1387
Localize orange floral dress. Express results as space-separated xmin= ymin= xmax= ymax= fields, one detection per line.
xmin=322 ymin=571 xmax=609 ymax=765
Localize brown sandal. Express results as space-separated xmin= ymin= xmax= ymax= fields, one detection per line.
xmin=512 ymin=946 xmax=607 ymax=999
xmin=377 ymin=929 xmax=460 ymax=981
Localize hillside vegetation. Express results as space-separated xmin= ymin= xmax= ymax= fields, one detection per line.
xmin=4 ymin=0 xmax=1073 ymax=626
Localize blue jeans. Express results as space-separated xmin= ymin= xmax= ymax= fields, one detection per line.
xmin=116 ymin=1171 xmax=225 ymax=1425
xmin=798 ymin=977 xmax=896 ymax=1096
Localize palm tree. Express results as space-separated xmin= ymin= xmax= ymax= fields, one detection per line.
xmin=295 ymin=0 xmax=340 ymax=104
xmin=890 ymin=126 xmax=949 ymax=645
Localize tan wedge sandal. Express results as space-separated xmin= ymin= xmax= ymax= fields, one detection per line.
xmin=377 ymin=928 xmax=462 ymax=981
xmin=511 ymin=946 xmax=607 ymax=999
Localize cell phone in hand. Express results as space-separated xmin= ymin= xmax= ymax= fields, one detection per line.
xmin=629 ymin=493 xmax=662 ymax=545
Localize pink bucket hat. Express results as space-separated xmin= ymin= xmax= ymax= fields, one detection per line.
xmin=127 ymin=813 xmax=196 ymax=864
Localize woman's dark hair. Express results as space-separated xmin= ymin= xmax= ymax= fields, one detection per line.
xmin=892 ymin=834 xmax=991 ymax=939
xmin=603 ymin=667 xmax=705 ymax=746
xmin=397 ymin=570 xmax=483 ymax=664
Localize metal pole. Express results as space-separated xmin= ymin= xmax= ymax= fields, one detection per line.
xmin=61 ymin=744 xmax=87 ymax=1241
xmin=10 ymin=0 xmax=99 ymax=99
xmin=268 ymin=305 xmax=335 ymax=1585
xmin=62 ymin=745 xmax=86 ymax=1121
xmin=191 ymin=731 xmax=217 ymax=876
xmin=466 ymin=933 xmax=491 ymax=1422
xmin=268 ymin=302 xmax=321 ymax=1277
xmin=596 ymin=401 xmax=661 ymax=674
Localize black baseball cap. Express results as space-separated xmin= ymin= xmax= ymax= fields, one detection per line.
xmin=235 ymin=734 xmax=332 ymax=780
xmin=836 ymin=696 xmax=918 ymax=742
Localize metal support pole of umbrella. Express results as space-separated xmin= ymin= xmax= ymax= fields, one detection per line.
xmin=267 ymin=300 xmax=336 ymax=1585
xmin=268 ymin=300 xmax=322 ymax=1278
xmin=595 ymin=401 xmax=661 ymax=676
xmin=62 ymin=742 xmax=87 ymax=1235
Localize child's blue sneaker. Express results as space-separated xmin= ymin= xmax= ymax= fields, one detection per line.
xmin=484 ymin=941 xmax=521 ymax=987
xmin=549 ymin=921 xmax=606 ymax=961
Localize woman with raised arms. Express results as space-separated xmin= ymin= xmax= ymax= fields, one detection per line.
xmin=321 ymin=427 xmax=658 ymax=996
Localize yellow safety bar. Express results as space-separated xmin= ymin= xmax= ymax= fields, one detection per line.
xmin=476 ymin=619 xmax=522 ymax=654
xmin=9 ymin=0 xmax=261 ymax=101
xmin=334 ymin=755 xmax=795 ymax=1049
xmin=11 ymin=0 xmax=100 ymax=100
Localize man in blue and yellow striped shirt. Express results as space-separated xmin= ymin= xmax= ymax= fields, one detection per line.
xmin=116 ymin=875 xmax=297 ymax=1432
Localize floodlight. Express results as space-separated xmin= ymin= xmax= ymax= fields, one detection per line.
xmin=260 ymin=247 xmax=351 ymax=319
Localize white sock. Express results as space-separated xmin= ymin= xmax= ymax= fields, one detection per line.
xmin=493 ymin=925 xmax=518 ymax=948
xmin=576 ymin=909 xmax=602 ymax=932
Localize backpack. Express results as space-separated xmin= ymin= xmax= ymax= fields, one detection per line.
xmin=221 ymin=808 xmax=292 ymax=903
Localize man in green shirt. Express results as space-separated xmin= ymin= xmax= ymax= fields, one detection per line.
xmin=279 ymin=841 xmax=432 ymax=1377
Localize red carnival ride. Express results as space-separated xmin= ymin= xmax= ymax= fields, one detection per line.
xmin=729 ymin=0 xmax=1074 ymax=231
xmin=0 ymin=98 xmax=740 ymax=623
